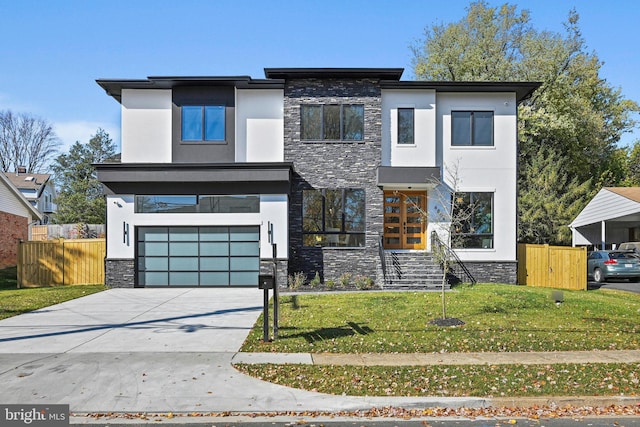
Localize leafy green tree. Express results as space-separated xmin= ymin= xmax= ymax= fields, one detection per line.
xmin=625 ymin=141 xmax=640 ymax=186
xmin=412 ymin=1 xmax=638 ymax=244
xmin=519 ymin=148 xmax=592 ymax=245
xmin=51 ymin=129 xmax=117 ymax=224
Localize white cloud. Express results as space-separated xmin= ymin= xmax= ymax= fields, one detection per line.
xmin=54 ymin=121 xmax=121 ymax=153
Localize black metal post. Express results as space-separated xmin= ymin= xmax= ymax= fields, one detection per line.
xmin=263 ymin=287 xmax=270 ymax=343
xmin=272 ymin=243 xmax=278 ymax=339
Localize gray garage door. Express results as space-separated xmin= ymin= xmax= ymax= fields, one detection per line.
xmin=137 ymin=226 xmax=260 ymax=287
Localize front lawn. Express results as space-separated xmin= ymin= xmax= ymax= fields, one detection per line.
xmin=0 ymin=267 xmax=107 ymax=320
xmin=241 ymin=284 xmax=640 ymax=353
xmin=236 ymin=285 xmax=640 ymax=397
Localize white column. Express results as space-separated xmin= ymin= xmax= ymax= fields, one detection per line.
xmin=601 ymin=220 xmax=606 ymax=250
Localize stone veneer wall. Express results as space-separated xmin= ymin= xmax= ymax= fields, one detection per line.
xmin=260 ymin=259 xmax=289 ymax=289
xmin=284 ymin=78 xmax=384 ymax=284
xmin=0 ymin=211 xmax=28 ymax=269
xmin=462 ymin=261 xmax=518 ymax=284
xmin=105 ymin=259 xmax=135 ymax=288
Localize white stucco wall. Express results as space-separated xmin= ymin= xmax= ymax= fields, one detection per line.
xmin=381 ymin=89 xmax=437 ymax=167
xmin=106 ymin=194 xmax=288 ymax=260
xmin=437 ymin=92 xmax=518 ymax=262
xmin=121 ymin=89 xmax=172 ymax=163
xmin=235 ymin=89 xmax=284 ymax=162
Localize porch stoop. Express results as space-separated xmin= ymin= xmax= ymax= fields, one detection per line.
xmin=381 ymin=251 xmax=448 ymax=290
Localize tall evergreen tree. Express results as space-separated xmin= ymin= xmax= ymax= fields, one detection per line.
xmin=412 ymin=1 xmax=638 ymax=244
xmin=51 ymin=129 xmax=117 ymax=224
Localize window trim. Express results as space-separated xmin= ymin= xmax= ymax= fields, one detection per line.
xmin=397 ymin=108 xmax=415 ymax=145
xmin=451 ymin=110 xmax=494 ymax=147
xmin=134 ymin=195 xmax=260 ymax=214
xmin=300 ymin=104 xmax=365 ymax=142
xmin=181 ymin=105 xmax=226 ymax=143
xmin=302 ymin=188 xmax=366 ymax=248
xmin=451 ymin=191 xmax=494 ymax=250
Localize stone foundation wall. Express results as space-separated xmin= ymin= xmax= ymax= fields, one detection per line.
xmin=462 ymin=261 xmax=518 ymax=284
xmin=105 ymin=259 xmax=135 ymax=288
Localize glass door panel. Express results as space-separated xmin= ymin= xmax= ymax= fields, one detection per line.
xmin=383 ymin=191 xmax=426 ymax=250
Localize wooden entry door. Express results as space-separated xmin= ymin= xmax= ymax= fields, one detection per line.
xmin=383 ymin=191 xmax=427 ymax=250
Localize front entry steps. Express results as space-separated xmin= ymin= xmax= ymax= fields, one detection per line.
xmin=381 ymin=251 xmax=448 ymax=290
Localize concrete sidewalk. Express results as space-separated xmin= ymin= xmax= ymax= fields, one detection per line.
xmin=233 ymin=349 xmax=640 ymax=365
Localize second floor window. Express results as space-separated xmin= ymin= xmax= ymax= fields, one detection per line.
xmin=182 ymin=106 xmax=225 ymax=142
xmin=301 ymin=104 xmax=364 ymax=141
xmin=452 ymin=111 xmax=493 ymax=146
xmin=398 ymin=108 xmax=414 ymax=144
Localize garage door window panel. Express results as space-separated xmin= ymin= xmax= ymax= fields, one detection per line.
xmin=137 ymin=225 xmax=260 ymax=287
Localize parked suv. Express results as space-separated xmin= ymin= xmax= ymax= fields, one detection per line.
xmin=587 ymin=250 xmax=640 ymax=283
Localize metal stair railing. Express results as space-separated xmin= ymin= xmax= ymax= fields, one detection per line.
xmin=378 ymin=234 xmax=388 ymax=285
xmin=431 ymin=232 xmax=477 ymax=285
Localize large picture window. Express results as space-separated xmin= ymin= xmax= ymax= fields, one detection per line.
xmin=182 ymin=105 xmax=225 ymax=141
xmin=135 ymin=195 xmax=259 ymax=213
xmin=397 ymin=108 xmax=414 ymax=144
xmin=302 ymin=188 xmax=365 ymax=247
xmin=301 ymin=104 xmax=364 ymax=141
xmin=451 ymin=192 xmax=493 ymax=249
xmin=451 ymin=111 xmax=493 ymax=146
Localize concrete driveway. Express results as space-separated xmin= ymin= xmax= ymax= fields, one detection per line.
xmin=0 ymin=288 xmax=264 ymax=354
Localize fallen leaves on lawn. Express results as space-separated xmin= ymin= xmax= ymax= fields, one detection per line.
xmin=77 ymin=403 xmax=640 ymax=420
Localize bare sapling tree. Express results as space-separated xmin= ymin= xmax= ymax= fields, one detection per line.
xmin=0 ymin=110 xmax=60 ymax=173
xmin=396 ymin=160 xmax=474 ymax=322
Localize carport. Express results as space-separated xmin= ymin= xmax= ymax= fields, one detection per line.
xmin=570 ymin=187 xmax=640 ymax=249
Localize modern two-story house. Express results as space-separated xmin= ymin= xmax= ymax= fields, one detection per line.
xmin=96 ymin=68 xmax=538 ymax=288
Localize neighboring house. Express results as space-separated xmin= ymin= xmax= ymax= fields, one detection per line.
xmin=570 ymin=187 xmax=640 ymax=249
xmin=95 ymin=68 xmax=539 ymax=288
xmin=0 ymin=172 xmax=43 ymax=268
xmin=3 ymin=168 xmax=57 ymax=224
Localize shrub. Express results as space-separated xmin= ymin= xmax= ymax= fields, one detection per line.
xmin=288 ymin=272 xmax=305 ymax=290
xmin=310 ymin=271 xmax=321 ymax=288
xmin=354 ymin=275 xmax=375 ymax=290
xmin=325 ymin=279 xmax=336 ymax=290
xmin=338 ymin=272 xmax=352 ymax=288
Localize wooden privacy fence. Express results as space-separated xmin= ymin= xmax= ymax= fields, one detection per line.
xmin=17 ymin=239 xmax=106 ymax=287
xmin=517 ymin=244 xmax=587 ymax=290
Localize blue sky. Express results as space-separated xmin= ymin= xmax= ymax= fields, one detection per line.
xmin=1 ymin=0 xmax=638 ymax=161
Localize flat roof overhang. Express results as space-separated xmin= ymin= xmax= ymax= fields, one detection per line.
xmin=377 ymin=166 xmax=441 ymax=189
xmin=95 ymin=162 xmax=293 ymax=195
xmin=380 ymin=81 xmax=541 ymax=103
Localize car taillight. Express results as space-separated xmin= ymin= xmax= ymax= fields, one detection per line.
xmin=604 ymin=259 xmax=618 ymax=265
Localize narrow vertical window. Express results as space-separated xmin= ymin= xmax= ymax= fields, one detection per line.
xmin=343 ymin=105 xmax=364 ymax=140
xmin=398 ymin=108 xmax=414 ymax=144
xmin=301 ymin=105 xmax=322 ymax=140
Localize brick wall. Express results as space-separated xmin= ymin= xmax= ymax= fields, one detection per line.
xmin=284 ymin=78 xmax=384 ymax=284
xmin=0 ymin=211 xmax=28 ymax=269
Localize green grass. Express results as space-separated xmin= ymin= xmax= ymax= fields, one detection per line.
xmin=237 ymin=285 xmax=640 ymax=397
xmin=241 ymin=284 xmax=640 ymax=353
xmin=236 ymin=362 xmax=640 ymax=398
xmin=0 ymin=267 xmax=107 ymax=320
